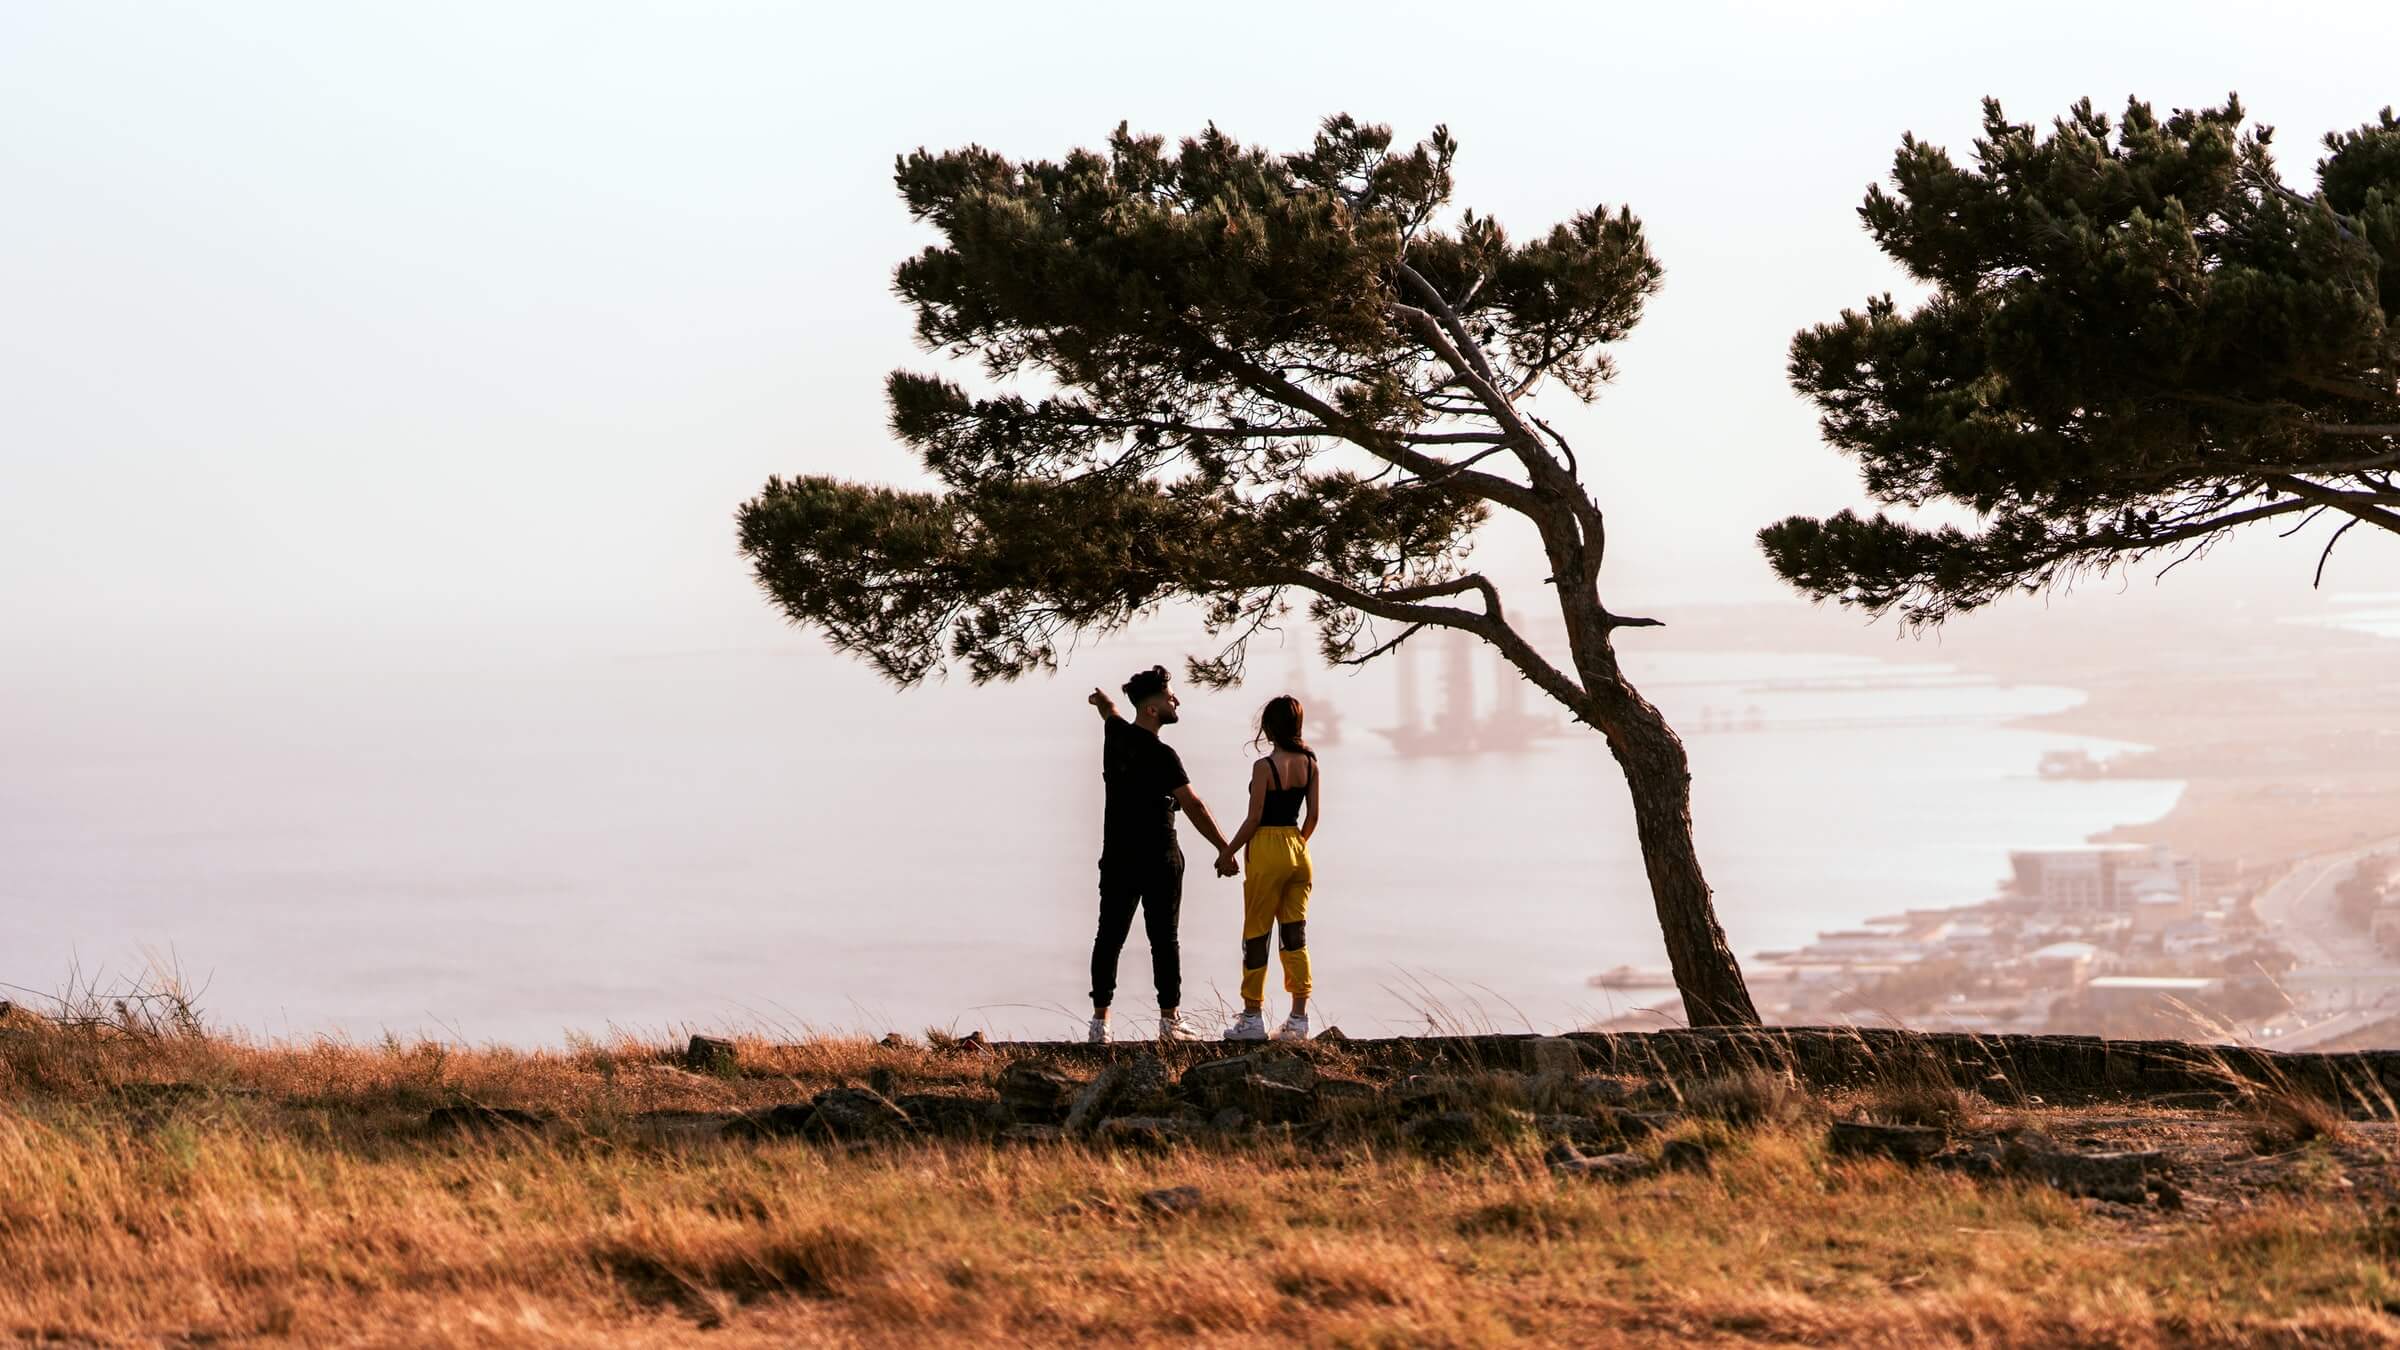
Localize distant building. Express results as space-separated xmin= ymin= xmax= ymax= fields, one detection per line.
xmin=2025 ymin=941 xmax=2102 ymax=985
xmin=2132 ymin=889 xmax=2193 ymax=935
xmin=2371 ymin=905 xmax=2400 ymax=954
xmin=2083 ymin=975 xmax=2218 ymax=1021
xmin=2160 ymin=920 xmax=2218 ymax=958
xmin=2009 ymin=846 xmax=2198 ymax=912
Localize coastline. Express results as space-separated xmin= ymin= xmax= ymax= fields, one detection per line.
xmin=1643 ymin=598 xmax=2400 ymax=870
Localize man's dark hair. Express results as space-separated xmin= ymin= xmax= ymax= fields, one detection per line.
xmin=1122 ymin=665 xmax=1171 ymax=705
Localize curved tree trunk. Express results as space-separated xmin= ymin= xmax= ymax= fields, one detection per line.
xmin=1589 ymin=673 xmax=1760 ymax=1027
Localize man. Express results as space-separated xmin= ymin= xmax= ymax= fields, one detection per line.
xmin=1084 ymin=665 xmax=1237 ymax=1043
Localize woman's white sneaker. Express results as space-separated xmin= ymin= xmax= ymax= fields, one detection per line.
xmin=1272 ymin=1013 xmax=1310 ymax=1042
xmin=1157 ymin=1011 xmax=1200 ymax=1042
xmin=1223 ymin=1010 xmax=1269 ymax=1041
xmin=1086 ymin=1016 xmax=1110 ymax=1045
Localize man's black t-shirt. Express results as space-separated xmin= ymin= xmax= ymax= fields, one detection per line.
xmin=1101 ymin=716 xmax=1189 ymax=866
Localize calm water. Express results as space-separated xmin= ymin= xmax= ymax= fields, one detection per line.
xmin=0 ymin=630 xmax=2182 ymax=1043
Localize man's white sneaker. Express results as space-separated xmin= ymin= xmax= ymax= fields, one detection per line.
xmin=1223 ymin=1010 xmax=1269 ymax=1041
xmin=1086 ymin=1016 xmax=1110 ymax=1045
xmin=1272 ymin=1013 xmax=1310 ymax=1042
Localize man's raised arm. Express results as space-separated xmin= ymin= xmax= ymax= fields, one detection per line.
xmin=1087 ymin=688 xmax=1121 ymax=721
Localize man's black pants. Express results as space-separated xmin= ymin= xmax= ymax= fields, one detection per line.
xmin=1091 ymin=854 xmax=1183 ymax=1011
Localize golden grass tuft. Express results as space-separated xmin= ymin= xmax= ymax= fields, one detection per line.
xmin=1682 ymin=1067 xmax=1817 ymax=1129
xmin=2242 ymin=1084 xmax=2353 ymax=1153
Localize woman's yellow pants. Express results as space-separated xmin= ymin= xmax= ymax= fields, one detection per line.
xmin=1241 ymin=826 xmax=1312 ymax=1003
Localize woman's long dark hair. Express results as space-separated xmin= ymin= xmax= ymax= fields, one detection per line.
xmin=1254 ymin=695 xmax=1312 ymax=758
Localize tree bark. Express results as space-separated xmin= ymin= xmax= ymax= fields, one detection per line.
xmin=1590 ymin=674 xmax=1761 ymax=1026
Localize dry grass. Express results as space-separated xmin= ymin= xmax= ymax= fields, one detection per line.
xmin=3 ymin=1016 xmax=2399 ymax=1346
xmin=2243 ymin=1084 xmax=2355 ymax=1154
xmin=1680 ymin=1067 xmax=1817 ymax=1129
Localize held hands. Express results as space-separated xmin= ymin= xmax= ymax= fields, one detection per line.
xmin=1215 ymin=849 xmax=1239 ymax=878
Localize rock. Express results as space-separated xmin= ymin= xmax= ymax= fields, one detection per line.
xmin=1529 ymin=1072 xmax=1633 ymax=1115
xmin=1579 ymin=1076 xmax=1637 ymax=1109
xmin=2147 ymin=1090 xmax=2236 ymax=1111
xmin=997 ymin=1059 xmax=1078 ymax=1123
xmin=722 ymin=1104 xmax=817 ymax=1140
xmin=1065 ymin=1053 xmax=1176 ymax=1135
xmin=2006 ymin=1143 xmax=2167 ymax=1198
xmin=1314 ymin=1078 xmax=1377 ymax=1105
xmin=895 ymin=1093 xmax=998 ymax=1138
xmin=1616 ymin=1109 xmax=1681 ymax=1140
xmin=1064 ymin=1062 xmax=1131 ymax=1134
xmin=2148 ymin=1178 xmax=2185 ymax=1210
xmin=867 ymin=1067 xmax=900 ymax=1099
xmin=958 ymin=1030 xmax=988 ymax=1049
xmin=1660 ymin=1139 xmax=1714 ymax=1174
xmin=999 ymin=1123 xmax=1063 ymax=1145
xmin=1535 ymin=1114 xmax=1621 ymax=1153
xmin=1209 ymin=1107 xmax=1250 ymax=1132
xmin=1232 ymin=1075 xmax=1316 ymax=1125
xmin=1258 ymin=1119 xmax=1334 ymax=1147
xmin=1312 ymin=1026 xmax=1347 ymax=1042
xmin=1828 ymin=1120 xmax=1949 ymax=1165
xmin=1182 ymin=1051 xmax=1317 ymax=1108
xmin=1140 ymin=1185 xmax=1204 ymax=1215
xmin=1525 ymin=1072 xmax=1575 ymax=1113
xmin=1976 ymin=1072 xmax=2024 ymax=1106
xmin=1930 ymin=1136 xmax=2008 ymax=1180
xmin=810 ymin=1087 xmax=912 ymax=1140
xmin=1096 ymin=1116 xmax=1186 ymax=1150
xmin=1553 ymin=1151 xmax=1656 ymax=1182
xmin=880 ymin=1032 xmax=909 ymax=1048
xmin=1392 ymin=1074 xmax=1488 ymax=1116
xmin=684 ymin=1035 xmax=738 ymax=1074
xmin=1524 ymin=1037 xmax=1584 ymax=1076
xmin=1402 ymin=1111 xmax=1483 ymax=1155
xmin=426 ymin=1104 xmax=544 ymax=1135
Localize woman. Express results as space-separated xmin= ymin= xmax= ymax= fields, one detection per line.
xmin=1218 ymin=694 xmax=1321 ymax=1042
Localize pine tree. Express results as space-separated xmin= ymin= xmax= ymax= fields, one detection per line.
xmin=739 ymin=117 xmax=1758 ymax=1025
xmin=1766 ymin=96 xmax=2400 ymax=622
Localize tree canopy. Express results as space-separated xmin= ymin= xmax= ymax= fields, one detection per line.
xmin=1763 ymin=96 xmax=2400 ymax=624
xmin=739 ymin=116 xmax=1760 ymax=1024
xmin=740 ymin=118 xmax=1663 ymax=692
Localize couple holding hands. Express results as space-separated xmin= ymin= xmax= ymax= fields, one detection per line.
xmin=1084 ymin=665 xmax=1321 ymax=1044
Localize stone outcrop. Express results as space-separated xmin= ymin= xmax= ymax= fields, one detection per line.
xmin=952 ymin=1029 xmax=2400 ymax=1108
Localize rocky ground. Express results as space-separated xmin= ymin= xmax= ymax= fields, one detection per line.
xmin=605 ymin=1033 xmax=2400 ymax=1225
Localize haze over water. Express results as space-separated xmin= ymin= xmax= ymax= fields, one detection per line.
xmin=13 ymin=3 xmax=2396 ymax=1046
xmin=0 ymin=627 xmax=2181 ymax=1043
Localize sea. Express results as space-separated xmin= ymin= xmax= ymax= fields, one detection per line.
xmin=0 ymin=625 xmax=2187 ymax=1045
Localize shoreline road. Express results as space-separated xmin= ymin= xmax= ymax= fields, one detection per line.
xmin=2250 ymin=835 xmax=2400 ymax=1012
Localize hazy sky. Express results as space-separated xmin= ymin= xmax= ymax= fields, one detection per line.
xmin=5 ymin=0 xmax=2398 ymax=658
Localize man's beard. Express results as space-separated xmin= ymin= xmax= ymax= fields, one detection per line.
xmin=1158 ymin=707 xmax=1179 ymax=725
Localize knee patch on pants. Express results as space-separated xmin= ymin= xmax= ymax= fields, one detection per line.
xmin=1278 ymin=920 xmax=1306 ymax=952
xmin=1243 ymin=933 xmax=1270 ymax=970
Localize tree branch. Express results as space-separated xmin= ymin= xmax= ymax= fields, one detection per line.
xmin=1336 ymin=621 xmax=1427 ymax=666
xmin=1395 ymin=261 xmax=1505 ymax=392
xmin=1262 ymin=564 xmax=1584 ymax=710
xmin=1188 ymin=335 xmax=1547 ymax=515
xmin=2264 ymin=475 xmax=2400 ymax=534
xmin=2315 ymin=516 xmax=2363 ymax=588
